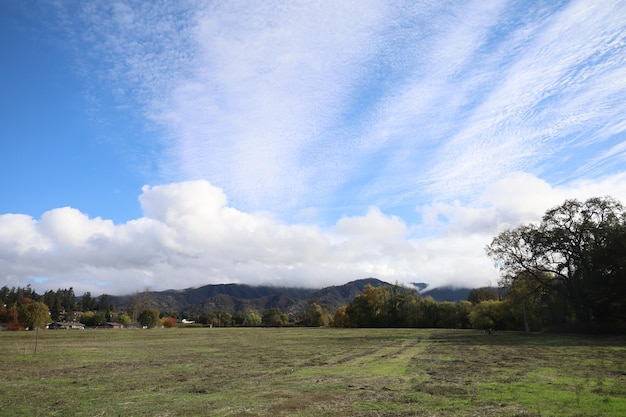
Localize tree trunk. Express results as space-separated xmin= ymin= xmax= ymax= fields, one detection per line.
xmin=522 ymin=300 xmax=530 ymax=333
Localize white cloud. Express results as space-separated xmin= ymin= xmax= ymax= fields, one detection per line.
xmin=6 ymin=2 xmax=626 ymax=296
xmin=154 ymin=1 xmax=388 ymax=212
xmin=556 ymin=171 xmax=626 ymax=205
xmin=3 ymin=181 xmax=419 ymax=294
xmin=410 ymin=170 xmax=626 ymax=288
xmin=2 ymin=173 xmax=625 ymax=295
xmin=46 ymin=0 xmax=626 ymax=221
xmin=0 ymin=214 xmax=47 ymax=254
xmin=39 ymin=207 xmax=114 ymax=248
xmin=335 ymin=207 xmax=408 ymax=242
xmin=357 ymin=0 xmax=626 ymax=206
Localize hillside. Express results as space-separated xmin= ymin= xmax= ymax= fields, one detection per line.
xmin=411 ymin=283 xmax=473 ymax=302
xmin=421 ymin=286 xmax=472 ymax=302
xmin=108 ymin=279 xmax=479 ymax=315
xmin=109 ymin=278 xmax=392 ymax=315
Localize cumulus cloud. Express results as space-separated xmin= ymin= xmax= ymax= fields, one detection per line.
xmin=2 ymin=173 xmax=626 ymax=295
xmin=39 ymin=208 xmax=114 ymax=248
xmin=335 ymin=207 xmax=408 ymax=242
xmin=1 ymin=180 xmax=421 ymax=294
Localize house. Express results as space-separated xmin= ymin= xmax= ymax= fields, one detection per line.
xmin=48 ymin=321 xmax=85 ymax=330
xmin=181 ymin=319 xmax=195 ymax=324
xmin=99 ymin=322 xmax=124 ymax=329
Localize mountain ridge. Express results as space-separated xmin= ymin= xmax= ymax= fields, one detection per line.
xmin=109 ymin=278 xmax=393 ymax=315
xmin=108 ymin=278 xmax=475 ymax=315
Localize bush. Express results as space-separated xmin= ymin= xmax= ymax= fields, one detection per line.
xmin=7 ymin=321 xmax=24 ymax=331
xmin=0 ymin=307 xmax=21 ymax=330
xmin=79 ymin=311 xmax=107 ymax=327
xmin=162 ymin=317 xmax=177 ymax=328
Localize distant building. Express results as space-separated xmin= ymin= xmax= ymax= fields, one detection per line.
xmin=181 ymin=319 xmax=195 ymax=324
xmin=48 ymin=322 xmax=85 ymax=330
xmin=99 ymin=322 xmax=124 ymax=329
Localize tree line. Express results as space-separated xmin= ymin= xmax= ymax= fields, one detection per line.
xmin=2 ymin=197 xmax=624 ymax=333
xmin=337 ymin=197 xmax=625 ymax=332
xmin=0 ymin=285 xmax=321 ymax=329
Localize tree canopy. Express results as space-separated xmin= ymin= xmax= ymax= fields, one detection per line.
xmin=18 ymin=301 xmax=51 ymax=330
xmin=138 ymin=309 xmax=160 ymax=328
xmin=486 ymin=196 xmax=626 ymax=330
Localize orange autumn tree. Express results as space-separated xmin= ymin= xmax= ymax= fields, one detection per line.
xmin=0 ymin=307 xmax=23 ymax=331
xmin=162 ymin=317 xmax=177 ymax=328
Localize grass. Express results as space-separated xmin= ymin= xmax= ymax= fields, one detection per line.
xmin=1 ymin=328 xmax=625 ymax=416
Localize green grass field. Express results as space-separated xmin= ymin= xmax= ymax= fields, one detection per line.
xmin=1 ymin=328 xmax=625 ymax=416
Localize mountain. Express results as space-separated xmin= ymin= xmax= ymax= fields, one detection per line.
xmin=421 ymin=286 xmax=472 ymax=302
xmin=108 ymin=278 xmax=391 ymax=315
xmin=409 ymin=282 xmax=474 ymax=303
xmin=107 ymin=279 xmax=480 ymax=315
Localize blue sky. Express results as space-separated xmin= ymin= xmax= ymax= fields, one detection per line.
xmin=1 ymin=0 xmax=625 ymax=295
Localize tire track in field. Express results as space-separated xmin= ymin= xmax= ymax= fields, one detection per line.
xmin=327 ymin=338 xmax=423 ymax=368
xmin=310 ymin=339 xmax=425 ymax=396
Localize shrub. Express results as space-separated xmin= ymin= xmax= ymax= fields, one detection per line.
xmin=162 ymin=317 xmax=177 ymax=328
xmin=7 ymin=321 xmax=24 ymax=331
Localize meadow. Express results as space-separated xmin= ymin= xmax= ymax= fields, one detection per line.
xmin=1 ymin=328 xmax=625 ymax=416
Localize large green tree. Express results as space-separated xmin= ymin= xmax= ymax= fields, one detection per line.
xmin=81 ymin=292 xmax=96 ymax=311
xmin=261 ymin=308 xmax=286 ymax=327
xmin=138 ymin=309 xmax=160 ymax=328
xmin=501 ymin=270 xmax=553 ymax=332
xmin=344 ymin=283 xmax=421 ymax=327
xmin=246 ymin=311 xmax=262 ymax=326
xmin=79 ymin=311 xmax=107 ymax=327
xmin=18 ymin=301 xmax=51 ymax=354
xmin=346 ymin=284 xmax=387 ymax=327
xmin=18 ymin=301 xmax=51 ymax=330
xmin=487 ymin=197 xmax=626 ymax=327
xmin=303 ymin=301 xmax=324 ymax=327
xmin=467 ymin=287 xmax=499 ymax=304
xmin=42 ymin=290 xmax=63 ymax=321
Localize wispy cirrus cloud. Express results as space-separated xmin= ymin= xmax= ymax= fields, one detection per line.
xmin=417 ymin=0 xmax=626 ymax=200
xmin=49 ymin=0 xmax=626 ymax=220
xmin=358 ymin=0 xmax=626 ymax=206
xmin=159 ymin=1 xmax=389 ymax=212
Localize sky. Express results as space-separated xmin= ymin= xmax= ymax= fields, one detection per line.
xmin=1 ymin=0 xmax=625 ymax=296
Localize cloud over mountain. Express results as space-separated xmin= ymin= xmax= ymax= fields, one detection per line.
xmin=2 ymin=173 xmax=625 ymax=295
